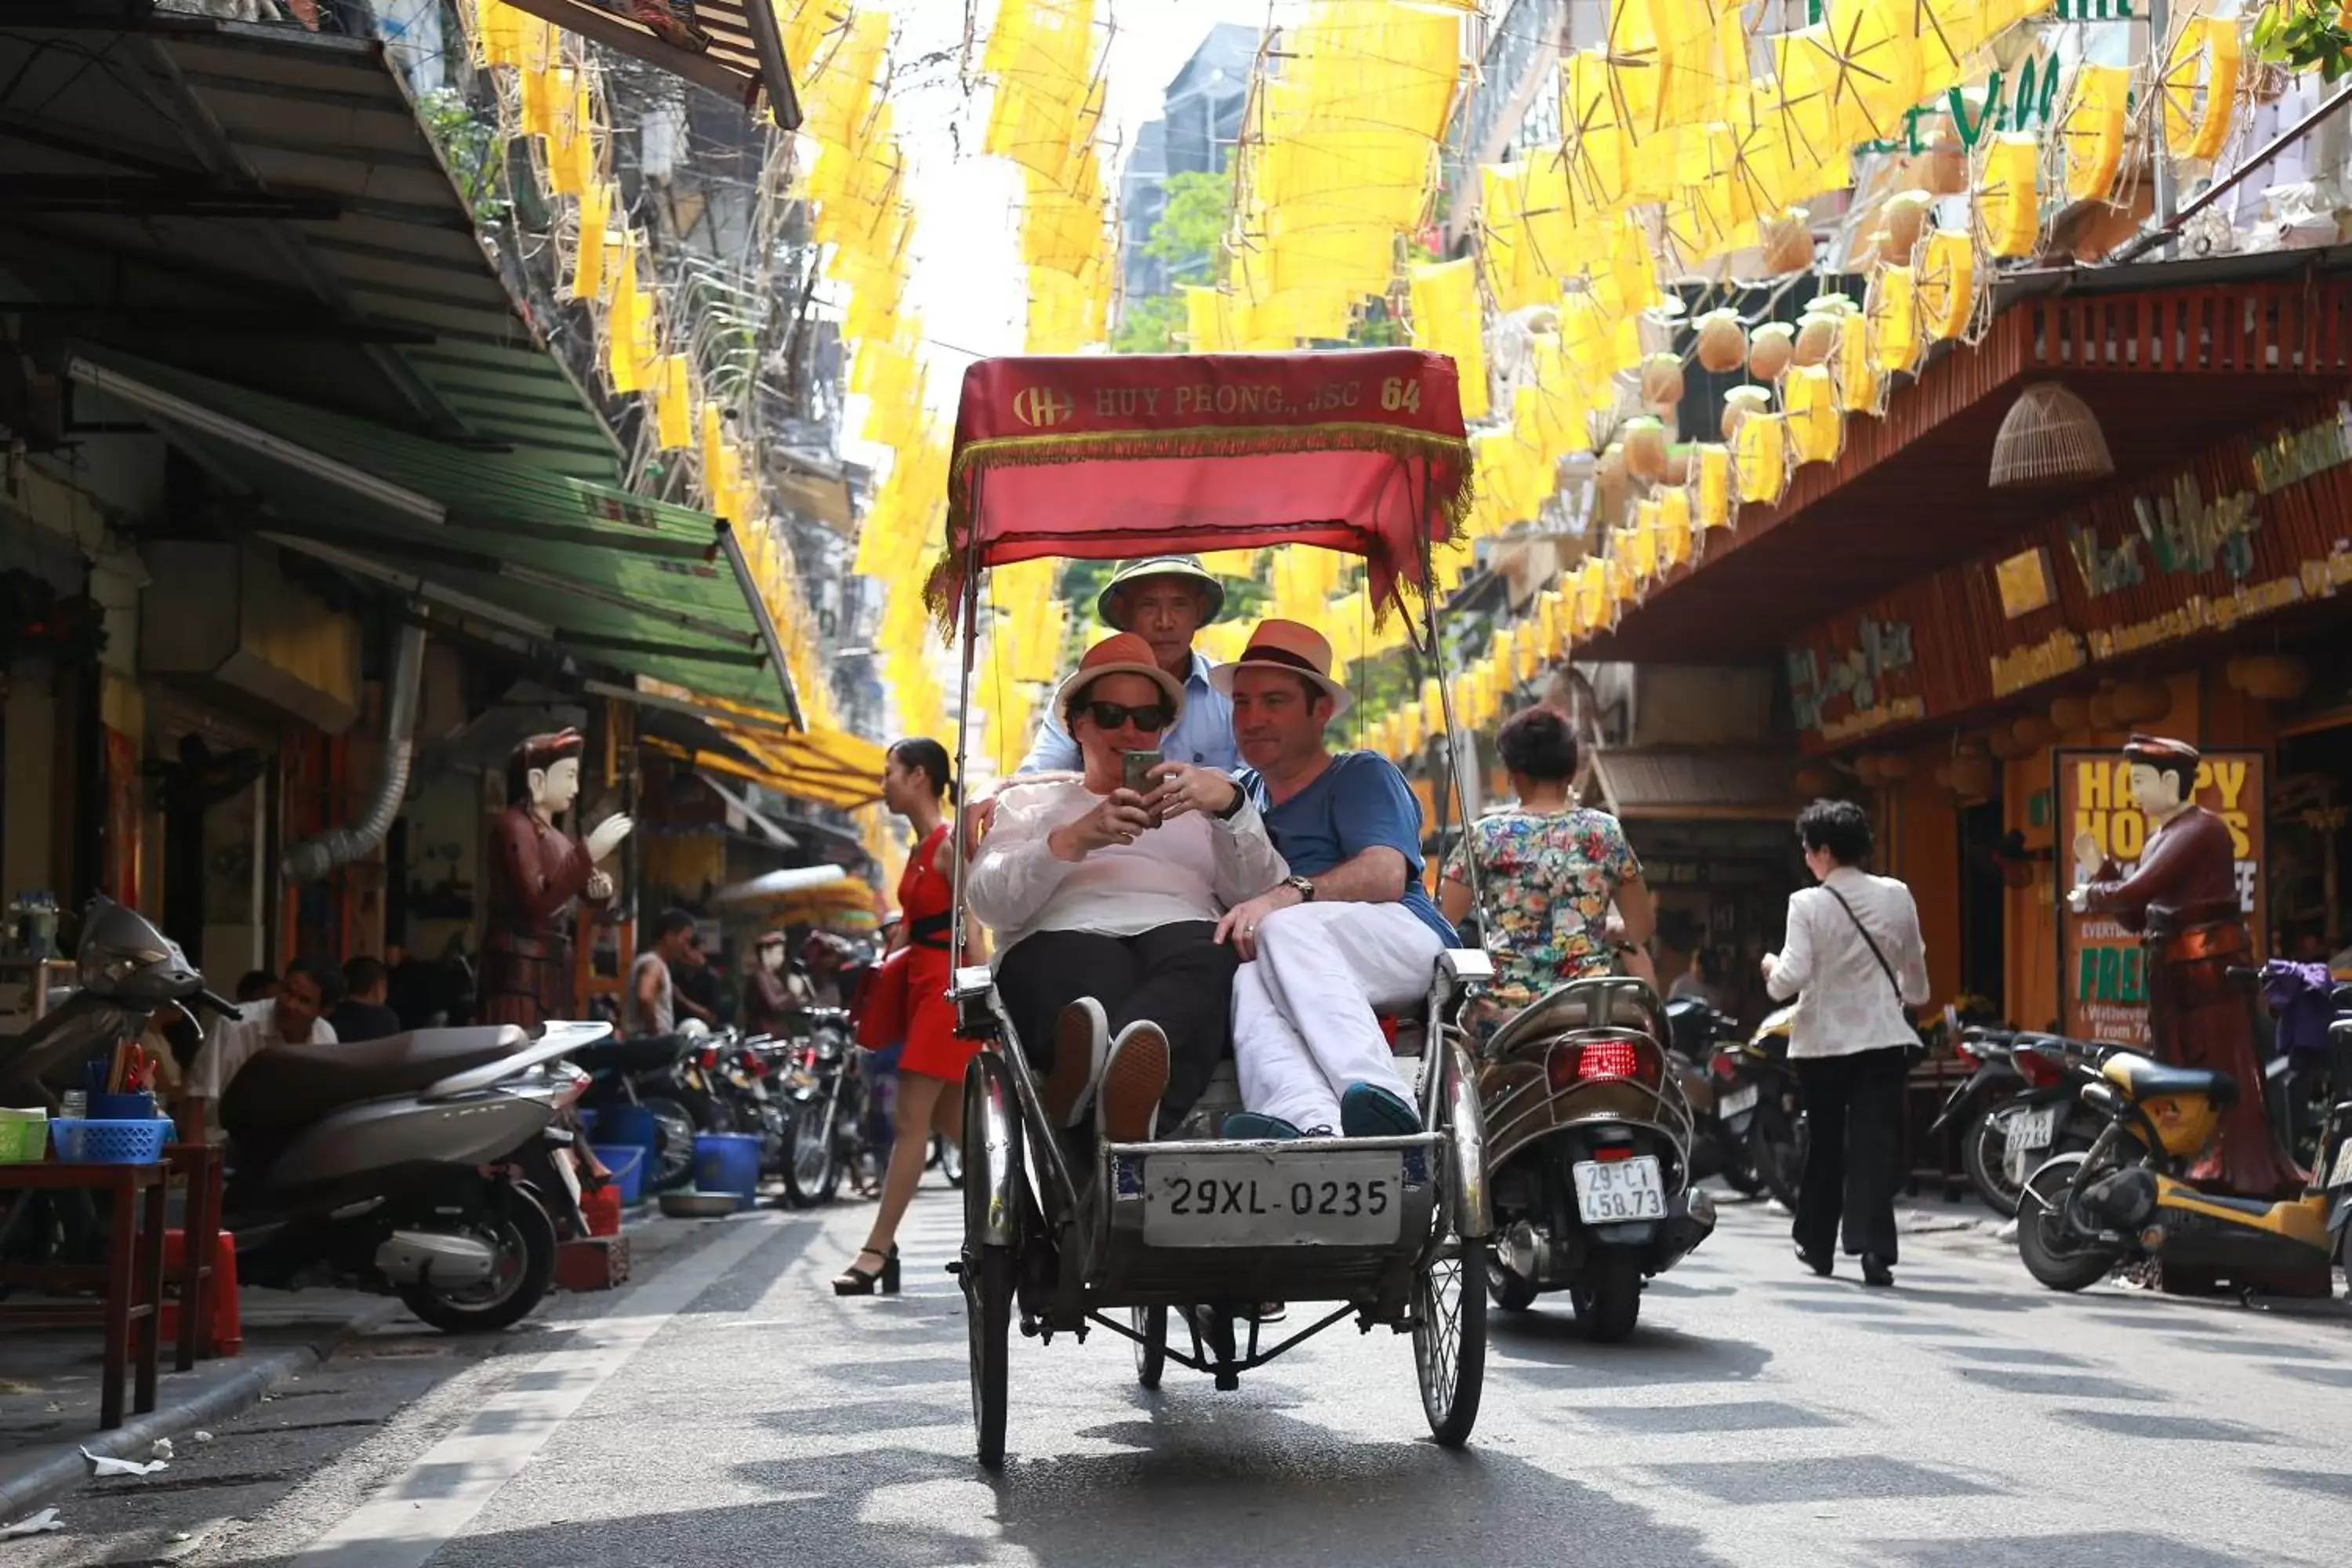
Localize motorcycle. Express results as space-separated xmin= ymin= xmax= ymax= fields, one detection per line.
xmin=1662 ymin=997 xmax=1764 ymax=1196
xmin=576 ymin=1026 xmax=733 ymax=1194
xmin=0 ymin=898 xmax=594 ymax=1334
xmin=1933 ymin=1027 xmax=2110 ymax=1218
xmin=2019 ymin=979 xmax=2352 ymax=1298
xmin=1478 ymin=976 xmax=1717 ymax=1341
xmin=716 ymin=1032 xmax=793 ymax=1176
xmin=775 ymin=1007 xmax=872 ymax=1207
xmin=1708 ymin=1004 xmax=1807 ymax=1209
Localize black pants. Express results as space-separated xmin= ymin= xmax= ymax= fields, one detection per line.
xmin=1793 ymin=1045 xmax=1910 ymax=1264
xmin=993 ymin=923 xmax=1237 ymax=1127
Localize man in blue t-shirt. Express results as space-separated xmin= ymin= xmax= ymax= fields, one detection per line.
xmin=1200 ymin=619 xmax=1458 ymax=1139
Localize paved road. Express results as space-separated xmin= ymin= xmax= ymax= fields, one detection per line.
xmin=28 ymin=1189 xmax=2352 ymax=1567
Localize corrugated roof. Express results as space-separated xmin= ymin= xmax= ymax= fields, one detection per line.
xmin=1589 ymin=749 xmax=1803 ymax=821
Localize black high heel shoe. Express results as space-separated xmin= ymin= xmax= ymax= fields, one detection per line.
xmin=833 ymin=1245 xmax=900 ymax=1297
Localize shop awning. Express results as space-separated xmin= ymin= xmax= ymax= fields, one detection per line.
xmin=641 ymin=724 xmax=885 ymax=815
xmin=70 ymin=350 xmax=797 ymax=715
xmin=697 ymin=774 xmax=799 ymax=849
xmin=1588 ymin=750 xmax=1804 ymax=822
xmin=0 ymin=19 xmax=622 ymax=479
xmin=497 ymin=0 xmax=800 ymax=129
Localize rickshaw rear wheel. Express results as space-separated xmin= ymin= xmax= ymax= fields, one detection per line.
xmin=964 ymin=1244 xmax=1013 ymax=1468
xmin=1131 ymin=1304 xmax=1167 ymax=1389
xmin=1415 ymin=1237 xmax=1486 ymax=1447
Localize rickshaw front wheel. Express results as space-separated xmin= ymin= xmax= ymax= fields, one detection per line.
xmin=1414 ymin=1237 xmax=1487 ymax=1447
xmin=1131 ymin=1304 xmax=1167 ymax=1389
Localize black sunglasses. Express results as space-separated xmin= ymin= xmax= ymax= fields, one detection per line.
xmin=1083 ymin=700 xmax=1173 ymax=733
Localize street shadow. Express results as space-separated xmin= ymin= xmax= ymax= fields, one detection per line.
xmin=1649 ymin=1454 xmax=2002 ymax=1505
xmin=1936 ymin=1344 xmax=2091 ymax=1367
xmin=1486 ymin=1315 xmax=1773 ymax=1389
xmin=1871 ymin=1530 xmax=2252 ymax=1567
xmin=986 ymin=1407 xmax=1739 ymax=1568
xmin=1949 ymin=1368 xmax=2161 ymax=1401
xmin=674 ymin=1228 xmax=816 ymax=1316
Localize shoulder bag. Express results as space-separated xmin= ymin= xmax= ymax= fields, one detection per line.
xmin=1820 ymin=883 xmax=1925 ymax=1060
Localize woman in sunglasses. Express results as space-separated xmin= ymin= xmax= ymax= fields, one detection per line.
xmin=967 ymin=632 xmax=1289 ymax=1143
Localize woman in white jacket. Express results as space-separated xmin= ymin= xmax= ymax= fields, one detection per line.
xmin=967 ymin=633 xmax=1288 ymax=1142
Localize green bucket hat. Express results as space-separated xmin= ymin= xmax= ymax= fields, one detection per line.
xmin=1094 ymin=555 xmax=1227 ymax=631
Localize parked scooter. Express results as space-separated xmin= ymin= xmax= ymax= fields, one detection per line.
xmin=2018 ymin=973 xmax=2352 ymax=1296
xmin=1662 ymin=997 xmax=1763 ymax=1196
xmin=1478 ymin=976 xmax=1716 ymax=1341
xmin=575 ymin=1027 xmax=731 ymax=1194
xmin=0 ymin=898 xmax=595 ymax=1334
xmin=1709 ymin=1004 xmax=1806 ymax=1209
xmin=1933 ymin=1027 xmax=2111 ymax=1217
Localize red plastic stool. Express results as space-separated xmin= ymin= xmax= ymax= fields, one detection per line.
xmin=160 ymin=1229 xmax=242 ymax=1358
xmin=581 ymin=1184 xmax=622 ymax=1238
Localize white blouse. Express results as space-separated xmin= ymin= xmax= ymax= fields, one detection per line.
xmin=1766 ymin=866 xmax=1932 ymax=1058
xmin=964 ymin=777 xmax=1290 ymax=956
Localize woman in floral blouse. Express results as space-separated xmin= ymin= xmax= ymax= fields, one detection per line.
xmin=1440 ymin=706 xmax=1656 ymax=1024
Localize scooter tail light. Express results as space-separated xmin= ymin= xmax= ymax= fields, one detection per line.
xmin=2015 ymin=1050 xmax=2063 ymax=1089
xmin=699 ymin=1046 xmax=721 ymax=1072
xmin=1579 ymin=1037 xmax=1643 ymax=1083
xmin=1708 ymin=1050 xmax=1740 ymax=1082
xmin=1955 ymin=1040 xmax=1983 ymax=1067
xmin=1548 ymin=1036 xmax=1659 ymax=1091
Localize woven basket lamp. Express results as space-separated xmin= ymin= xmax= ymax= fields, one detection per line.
xmin=1990 ymin=383 xmax=2114 ymax=488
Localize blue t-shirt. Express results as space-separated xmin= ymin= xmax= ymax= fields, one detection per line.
xmin=1239 ymin=752 xmax=1458 ymax=946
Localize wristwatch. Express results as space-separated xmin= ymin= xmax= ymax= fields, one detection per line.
xmin=1212 ymin=784 xmax=1248 ymax=821
xmin=1283 ymin=875 xmax=1317 ymax=903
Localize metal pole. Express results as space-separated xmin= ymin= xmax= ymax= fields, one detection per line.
xmin=711 ymin=519 xmax=805 ymax=731
xmin=2146 ymin=0 xmax=2178 ymax=258
xmin=945 ymin=477 xmax=985 ymax=971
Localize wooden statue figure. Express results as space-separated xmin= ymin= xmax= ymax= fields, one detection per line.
xmin=480 ymin=729 xmax=632 ymax=1029
xmin=2070 ymin=735 xmax=2303 ymax=1199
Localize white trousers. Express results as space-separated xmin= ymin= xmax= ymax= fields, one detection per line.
xmin=1232 ymin=901 xmax=1440 ymax=1133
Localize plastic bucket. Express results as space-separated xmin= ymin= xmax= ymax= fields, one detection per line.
xmin=575 ymin=1108 xmax=601 ymax=1139
xmin=590 ymin=1145 xmax=645 ymax=1206
xmin=692 ymin=1133 xmax=763 ymax=1210
xmin=599 ymin=1105 xmax=658 ymax=1159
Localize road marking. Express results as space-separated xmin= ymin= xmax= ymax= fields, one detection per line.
xmin=285 ymin=1214 xmax=790 ymax=1568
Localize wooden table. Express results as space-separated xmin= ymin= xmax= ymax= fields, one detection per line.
xmin=0 ymin=1161 xmax=167 ymax=1428
xmin=164 ymin=1142 xmax=225 ymax=1370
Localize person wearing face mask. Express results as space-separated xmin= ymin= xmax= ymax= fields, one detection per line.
xmin=1017 ymin=557 xmax=1237 ymax=775
xmin=744 ymin=931 xmax=797 ymax=1037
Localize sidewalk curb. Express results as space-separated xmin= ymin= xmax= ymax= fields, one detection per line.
xmin=0 ymin=1302 xmax=400 ymax=1526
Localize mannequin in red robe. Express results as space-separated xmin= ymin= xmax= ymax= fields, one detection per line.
xmin=2071 ymin=735 xmax=2302 ymax=1199
xmin=480 ymin=730 xmax=632 ymax=1029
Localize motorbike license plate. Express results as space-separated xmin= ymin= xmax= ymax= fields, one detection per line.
xmin=2011 ymin=1105 xmax=2058 ymax=1152
xmin=2327 ymin=1140 xmax=2352 ymax=1189
xmin=1141 ymin=1152 xmax=1403 ymax=1248
xmin=1573 ymin=1156 xmax=1668 ymax=1224
xmin=1718 ymin=1085 xmax=1759 ymax=1120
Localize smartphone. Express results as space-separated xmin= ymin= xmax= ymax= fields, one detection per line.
xmin=1121 ymin=750 xmax=1163 ymax=795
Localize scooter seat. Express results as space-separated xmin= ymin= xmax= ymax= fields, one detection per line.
xmin=2111 ymin=1055 xmax=2238 ymax=1109
xmin=1487 ymin=979 xmax=1663 ymax=1059
xmin=221 ymin=1025 xmax=529 ymax=1151
xmin=570 ymin=1033 xmax=688 ymax=1073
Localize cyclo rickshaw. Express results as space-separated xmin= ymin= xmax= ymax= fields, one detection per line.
xmin=931 ymin=348 xmax=1497 ymax=1465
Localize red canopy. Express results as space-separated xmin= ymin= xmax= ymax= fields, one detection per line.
xmin=931 ymin=350 xmax=1472 ymax=626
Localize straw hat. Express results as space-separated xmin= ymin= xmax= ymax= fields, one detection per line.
xmin=1095 ymin=556 xmax=1227 ymax=630
xmin=1208 ymin=619 xmax=1352 ymax=717
xmin=1051 ymin=632 xmax=1189 ymax=722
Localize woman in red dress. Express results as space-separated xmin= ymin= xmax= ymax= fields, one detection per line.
xmin=834 ymin=739 xmax=969 ymax=1294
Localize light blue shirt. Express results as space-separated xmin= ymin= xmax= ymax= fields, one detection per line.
xmin=1016 ymin=651 xmax=1237 ymax=775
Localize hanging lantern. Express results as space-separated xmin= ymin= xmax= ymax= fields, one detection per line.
xmin=1868 ymin=264 xmax=1920 ymax=375
xmin=2049 ymin=694 xmax=2091 ymax=733
xmin=2060 ymin=64 xmax=2132 ymax=203
xmin=1624 ymin=416 xmax=1671 ymax=480
xmin=2233 ymin=654 xmax=2312 ymax=701
xmin=1977 ymin=133 xmax=2042 ymax=260
xmin=1748 ymin=322 xmax=1797 ymax=381
xmin=1990 ymin=383 xmax=2114 ymax=488
xmin=1695 ymin=308 xmax=1748 ymax=372
xmin=2162 ymin=14 xmax=2242 ymax=165
xmin=1918 ymin=228 xmax=1977 ymax=341
xmin=1663 ymin=444 xmax=1693 ymax=486
xmin=1693 ymin=443 xmax=1733 ymax=527
xmin=1722 ymin=383 xmax=1772 ymax=440
xmin=1760 ymin=209 xmax=1813 ymax=274
xmin=1883 ymin=189 xmax=1935 ymax=255
xmin=1838 ymin=313 xmax=1882 ymax=412
xmin=1640 ymin=353 xmax=1686 ymax=409
xmin=1793 ymin=310 xmax=1841 ymax=367
xmin=1784 ymin=366 xmax=1842 ymax=463
xmin=1735 ymin=412 xmax=1788 ymax=503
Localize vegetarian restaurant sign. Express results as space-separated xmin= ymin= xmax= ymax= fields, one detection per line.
xmin=2055 ymin=747 xmax=2266 ymax=1050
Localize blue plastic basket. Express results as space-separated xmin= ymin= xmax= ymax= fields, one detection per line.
xmin=50 ymin=1117 xmax=169 ymax=1165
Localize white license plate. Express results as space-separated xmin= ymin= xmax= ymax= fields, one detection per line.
xmin=2327 ymin=1140 xmax=2352 ymax=1189
xmin=2011 ymin=1105 xmax=2058 ymax=1151
xmin=1719 ymin=1085 xmax=1759 ymax=1119
xmin=1141 ymin=1152 xmax=1403 ymax=1248
xmin=1573 ymin=1156 xmax=1668 ymax=1224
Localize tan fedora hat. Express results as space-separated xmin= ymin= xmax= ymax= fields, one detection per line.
xmin=1207 ymin=619 xmax=1352 ymax=717
xmin=1051 ymin=632 xmax=1189 ymax=724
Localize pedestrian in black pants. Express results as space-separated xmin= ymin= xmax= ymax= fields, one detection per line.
xmin=993 ymin=924 xmax=1240 ymax=1131
xmin=1762 ymin=799 xmax=1931 ymax=1287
